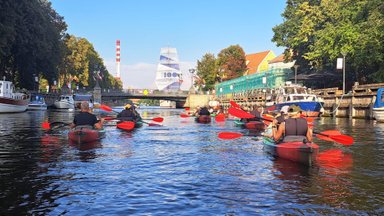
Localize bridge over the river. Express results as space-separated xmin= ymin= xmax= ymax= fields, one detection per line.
xmin=101 ymin=89 xmax=189 ymax=102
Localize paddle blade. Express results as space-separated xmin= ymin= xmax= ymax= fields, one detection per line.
xmin=316 ymin=130 xmax=341 ymax=142
xmin=315 ymin=130 xmax=354 ymax=145
xmin=116 ymin=121 xmax=135 ymax=130
xmin=215 ymin=113 xmax=226 ymax=122
xmin=229 ymin=100 xmax=242 ymax=109
xmin=42 ymin=122 xmax=51 ymax=129
xmin=100 ymin=104 xmax=113 ymax=112
xmin=185 ymin=107 xmax=190 ymax=111
xmin=180 ymin=113 xmax=190 ymax=118
xmin=228 ymin=107 xmax=255 ymax=119
xmin=218 ymin=132 xmax=243 ymax=140
xmin=328 ymin=134 xmax=354 ymax=146
xmin=262 ymin=114 xmax=273 ymax=125
xmin=152 ymin=117 xmax=164 ymax=123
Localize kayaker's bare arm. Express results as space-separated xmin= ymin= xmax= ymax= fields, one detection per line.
xmin=94 ymin=118 xmax=104 ymax=130
xmin=306 ymin=127 xmax=313 ymax=142
xmin=273 ymin=122 xmax=285 ymax=142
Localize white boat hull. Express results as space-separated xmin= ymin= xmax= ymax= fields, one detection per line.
xmin=373 ymin=107 xmax=384 ymax=122
xmin=0 ymin=101 xmax=28 ymax=113
xmin=54 ymin=101 xmax=75 ymax=109
xmin=0 ymin=80 xmax=29 ymax=113
xmin=27 ymin=103 xmax=47 ymax=111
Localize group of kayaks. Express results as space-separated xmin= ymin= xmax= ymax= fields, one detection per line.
xmin=68 ymin=104 xmax=350 ymax=167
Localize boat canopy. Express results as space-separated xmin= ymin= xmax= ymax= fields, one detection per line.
xmin=74 ymin=94 xmax=93 ymax=101
xmin=374 ymin=88 xmax=384 ymax=108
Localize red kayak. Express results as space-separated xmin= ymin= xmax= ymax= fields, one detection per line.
xmin=195 ymin=115 xmax=211 ymax=123
xmin=262 ymin=137 xmax=319 ymax=166
xmin=68 ymin=126 xmax=106 ymax=144
xmin=245 ymin=121 xmax=265 ymax=131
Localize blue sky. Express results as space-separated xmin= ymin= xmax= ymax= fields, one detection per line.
xmin=50 ymin=0 xmax=287 ymax=89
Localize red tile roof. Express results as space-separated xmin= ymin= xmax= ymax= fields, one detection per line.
xmin=246 ymin=50 xmax=271 ymax=74
xmin=268 ymin=54 xmax=285 ymax=64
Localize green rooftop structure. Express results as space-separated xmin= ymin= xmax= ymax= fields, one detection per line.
xmin=215 ymin=68 xmax=292 ymax=98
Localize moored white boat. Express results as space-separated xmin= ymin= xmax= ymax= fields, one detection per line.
xmin=373 ymin=88 xmax=384 ymax=122
xmin=27 ymin=94 xmax=47 ymax=111
xmin=265 ymin=82 xmax=323 ymax=117
xmin=54 ymin=95 xmax=75 ymax=110
xmin=0 ymin=80 xmax=29 ymax=113
xmin=73 ymin=94 xmax=93 ymax=110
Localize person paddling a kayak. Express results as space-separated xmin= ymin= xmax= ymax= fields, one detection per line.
xmin=246 ymin=106 xmax=263 ymax=122
xmin=271 ymin=105 xmax=312 ymax=143
xmin=70 ymin=101 xmax=104 ymax=129
xmin=117 ymin=100 xmax=142 ymax=122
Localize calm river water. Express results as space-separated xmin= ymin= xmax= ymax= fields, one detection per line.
xmin=0 ymin=108 xmax=383 ymax=215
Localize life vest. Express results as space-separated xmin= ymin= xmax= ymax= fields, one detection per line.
xmin=283 ymin=118 xmax=308 ymax=142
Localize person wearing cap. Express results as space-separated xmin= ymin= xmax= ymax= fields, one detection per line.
xmin=198 ymin=106 xmax=211 ymax=116
xmin=117 ymin=100 xmax=142 ymax=122
xmin=71 ymin=101 xmax=104 ymax=129
xmin=271 ymin=104 xmax=312 ymax=143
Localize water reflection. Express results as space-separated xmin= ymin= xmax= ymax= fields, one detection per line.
xmin=0 ymin=110 xmax=383 ymax=214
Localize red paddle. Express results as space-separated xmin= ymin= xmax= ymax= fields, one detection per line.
xmin=218 ymin=132 xmax=243 ymax=140
xmin=100 ymin=104 xmax=115 ymax=112
xmin=230 ymin=100 xmax=242 ymax=110
xmin=41 ymin=121 xmax=71 ymax=130
xmin=185 ymin=107 xmax=190 ymax=111
xmin=141 ymin=117 xmax=164 ymax=123
xmin=105 ymin=116 xmax=163 ymax=123
xmin=215 ymin=113 xmax=226 ymax=122
xmin=116 ymin=121 xmax=135 ymax=130
xmin=180 ymin=113 xmax=190 ymax=118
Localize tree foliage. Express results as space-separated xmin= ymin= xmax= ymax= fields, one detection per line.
xmin=0 ymin=0 xmax=121 ymax=91
xmin=196 ymin=53 xmax=218 ymax=91
xmin=217 ymin=45 xmax=247 ymax=81
xmin=0 ymin=0 xmax=66 ymax=89
xmin=272 ymin=0 xmax=384 ymax=88
xmin=59 ymin=35 xmax=122 ymax=90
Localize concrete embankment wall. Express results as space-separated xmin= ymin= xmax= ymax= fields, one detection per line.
xmin=184 ymin=94 xmax=213 ymax=109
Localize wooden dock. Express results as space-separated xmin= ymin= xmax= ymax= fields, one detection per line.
xmin=312 ymin=82 xmax=384 ymax=119
xmin=215 ymin=82 xmax=384 ymax=120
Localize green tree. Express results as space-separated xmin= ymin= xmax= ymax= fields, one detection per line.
xmin=0 ymin=0 xmax=66 ymax=89
xmin=59 ymin=35 xmax=121 ymax=91
xmin=272 ymin=0 xmax=384 ymax=88
xmin=196 ymin=53 xmax=218 ymax=91
xmin=217 ymin=45 xmax=247 ymax=81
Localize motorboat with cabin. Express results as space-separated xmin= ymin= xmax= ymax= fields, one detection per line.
xmin=265 ymin=82 xmax=324 ymax=117
xmin=73 ymin=94 xmax=93 ymax=110
xmin=373 ymin=88 xmax=384 ymax=122
xmin=27 ymin=94 xmax=47 ymax=110
xmin=54 ymin=94 xmax=75 ymax=110
xmin=0 ymin=80 xmax=29 ymax=113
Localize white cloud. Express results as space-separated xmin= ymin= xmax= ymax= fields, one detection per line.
xmin=105 ymin=60 xmax=196 ymax=90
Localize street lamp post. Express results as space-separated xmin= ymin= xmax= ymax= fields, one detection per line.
xmin=293 ymin=65 xmax=299 ymax=84
xmin=33 ymin=74 xmax=38 ymax=92
xmin=189 ymin=69 xmax=196 ymax=94
xmin=341 ymin=52 xmax=347 ymax=95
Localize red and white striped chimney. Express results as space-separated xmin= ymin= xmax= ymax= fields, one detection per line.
xmin=116 ymin=40 xmax=121 ymax=78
